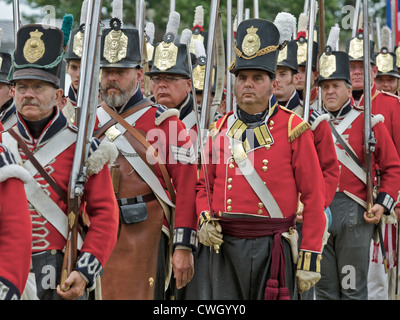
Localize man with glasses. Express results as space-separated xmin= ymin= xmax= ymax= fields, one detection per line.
xmin=0 ymin=24 xmax=119 ymax=300
xmin=147 ymin=34 xmax=198 ymax=143
xmin=96 ymin=21 xmax=198 ymax=300
xmin=0 ymin=52 xmax=16 ymax=130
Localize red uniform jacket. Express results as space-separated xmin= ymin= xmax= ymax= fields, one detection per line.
xmin=0 ymin=145 xmax=31 ymax=299
xmin=197 ymin=96 xmax=326 ymax=270
xmin=96 ymin=92 xmax=199 ymax=249
xmin=0 ymin=108 xmax=119 ymax=288
xmin=355 ymin=83 xmax=400 ymax=157
xmin=330 ymin=102 xmax=400 ymax=211
xmin=287 ymin=90 xmax=340 ymax=208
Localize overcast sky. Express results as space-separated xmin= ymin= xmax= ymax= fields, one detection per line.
xmin=0 ymin=1 xmax=41 ymax=21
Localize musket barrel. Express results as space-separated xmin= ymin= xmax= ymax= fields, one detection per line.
xmin=61 ymin=0 xmax=103 ymax=289
xmin=199 ymin=0 xmax=220 ymax=132
xmin=303 ymin=0 xmax=316 ymax=121
xmin=73 ymin=0 xmax=102 ymax=185
xmin=237 ymin=0 xmax=244 ymax=25
xmin=362 ymin=0 xmax=374 ymax=213
xmin=226 ymin=0 xmax=233 ymax=113
xmin=137 ymin=0 xmax=145 ymax=58
xmin=169 ymin=0 xmax=175 ymax=13
xmin=253 ymin=0 xmax=259 ymax=18
xmin=12 ymin=0 xmax=20 ymax=45
xmin=352 ymin=0 xmax=361 ymax=38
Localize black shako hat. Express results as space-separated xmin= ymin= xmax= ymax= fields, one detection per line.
xmin=0 ymin=52 xmax=12 ymax=84
xmin=296 ymin=31 xmax=319 ymax=71
xmin=100 ymin=22 xmax=142 ymax=69
xmin=11 ymin=24 xmax=64 ymax=87
xmin=229 ymin=18 xmax=280 ymax=76
xmin=277 ymin=40 xmax=298 ymax=73
xmin=346 ymin=31 xmax=376 ymax=65
xmin=376 ymin=50 xmax=400 ymax=78
xmin=318 ymin=48 xmax=351 ymax=85
xmin=145 ymin=40 xmax=191 ymax=78
xmin=65 ymin=27 xmax=84 ymax=61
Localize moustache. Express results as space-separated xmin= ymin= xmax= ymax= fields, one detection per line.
xmin=105 ymin=82 xmax=122 ymax=92
xmin=21 ymin=99 xmax=40 ymax=108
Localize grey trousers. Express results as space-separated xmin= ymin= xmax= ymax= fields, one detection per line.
xmin=26 ymin=250 xmax=87 ymax=300
xmin=210 ymin=234 xmax=296 ymax=300
xmin=315 ymin=192 xmax=375 ymax=300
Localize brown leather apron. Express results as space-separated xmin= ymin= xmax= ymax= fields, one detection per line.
xmin=98 ymin=106 xmax=168 ymax=300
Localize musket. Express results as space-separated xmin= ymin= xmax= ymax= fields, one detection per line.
xmin=12 ymin=0 xmax=20 ymax=46
xmin=136 ymin=0 xmax=145 ymax=59
xmin=303 ymin=0 xmax=310 ymax=15
xmin=352 ymin=0 xmax=361 ymax=38
xmin=253 ymin=0 xmax=259 ymax=18
xmin=318 ymin=0 xmax=325 ymax=53
xmin=391 ymin=0 xmax=396 ymax=47
xmin=302 ymin=0 xmax=317 ymax=121
xmin=225 ymin=0 xmax=234 ymax=113
xmin=362 ymin=0 xmax=387 ymax=272
xmin=237 ymin=0 xmax=244 ymax=25
xmin=169 ymin=0 xmax=175 ymax=13
xmin=208 ymin=11 xmax=225 ymax=126
xmin=316 ymin=0 xmax=326 ymax=112
xmin=375 ymin=17 xmax=381 ymax=50
xmin=60 ymin=0 xmax=103 ymax=289
xmin=362 ymin=0 xmax=374 ymax=217
xmin=199 ymin=0 xmax=220 ymax=134
xmin=196 ymin=0 xmax=221 ymax=253
xmin=137 ymin=0 xmax=150 ymax=96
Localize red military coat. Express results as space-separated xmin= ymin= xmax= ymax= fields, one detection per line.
xmin=95 ymin=94 xmax=199 ymax=248
xmin=197 ymin=96 xmax=327 ymax=268
xmin=356 ymin=83 xmax=400 ymax=157
xmin=330 ymin=102 xmax=400 ymax=211
xmin=0 ymin=145 xmax=31 ymax=299
xmin=287 ymin=90 xmax=340 ymax=208
xmin=0 ymin=108 xmax=119 ymax=288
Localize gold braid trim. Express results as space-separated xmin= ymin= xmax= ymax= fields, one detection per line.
xmin=235 ymin=44 xmax=279 ymax=60
xmin=288 ymin=114 xmax=311 ymax=143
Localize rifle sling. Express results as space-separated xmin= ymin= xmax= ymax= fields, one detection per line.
xmin=7 ymin=128 xmax=68 ymax=204
xmin=328 ymin=121 xmax=365 ymax=170
xmin=94 ymin=100 xmax=153 ymax=138
xmin=101 ymin=104 xmax=176 ymax=205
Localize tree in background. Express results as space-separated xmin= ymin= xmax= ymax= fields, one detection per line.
xmin=5 ymin=0 xmax=388 ymax=49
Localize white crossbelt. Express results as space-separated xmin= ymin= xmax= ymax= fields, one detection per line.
xmin=330 ymin=109 xmax=366 ymax=184
xmin=97 ymin=106 xmax=175 ymax=208
xmin=226 ymin=114 xmax=283 ymax=218
xmin=2 ymin=128 xmax=83 ymax=249
xmin=181 ymin=110 xmax=197 ymax=132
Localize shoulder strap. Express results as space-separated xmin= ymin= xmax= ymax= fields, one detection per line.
xmin=328 ymin=122 xmax=364 ymax=169
xmin=7 ymin=128 xmax=67 ymax=204
xmin=101 ymin=104 xmax=176 ymax=204
xmin=94 ymin=100 xmax=154 ymax=138
xmin=227 ymin=115 xmax=284 ymax=218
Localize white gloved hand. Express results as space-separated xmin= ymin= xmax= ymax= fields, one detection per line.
xmin=199 ymin=219 xmax=224 ymax=247
xmin=296 ymin=270 xmax=321 ymax=293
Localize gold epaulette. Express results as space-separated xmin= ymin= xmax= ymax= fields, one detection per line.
xmin=209 ymin=112 xmax=230 ymax=138
xmin=288 ymin=113 xmax=311 ymax=143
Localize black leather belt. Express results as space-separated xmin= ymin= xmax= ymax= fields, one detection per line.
xmin=117 ymin=193 xmax=156 ymax=206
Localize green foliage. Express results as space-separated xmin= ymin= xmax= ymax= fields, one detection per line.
xmin=13 ymin=0 xmax=388 ymax=47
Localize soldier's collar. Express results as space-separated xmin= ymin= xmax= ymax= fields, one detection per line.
xmin=17 ymin=106 xmax=68 ymax=146
xmin=324 ymin=99 xmax=352 ymax=119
